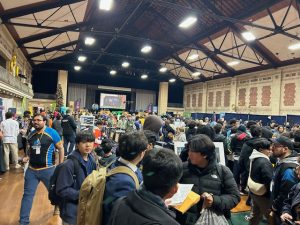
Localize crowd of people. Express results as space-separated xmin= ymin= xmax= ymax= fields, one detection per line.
xmin=1 ymin=108 xmax=300 ymax=225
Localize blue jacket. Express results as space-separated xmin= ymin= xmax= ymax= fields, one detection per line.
xmin=56 ymin=149 xmax=96 ymax=224
xmin=103 ymin=160 xmax=143 ymax=225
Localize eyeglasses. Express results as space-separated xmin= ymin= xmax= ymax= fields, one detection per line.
xmin=33 ymin=119 xmax=43 ymax=122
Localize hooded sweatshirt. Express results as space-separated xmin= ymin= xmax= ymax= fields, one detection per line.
xmin=249 ymin=149 xmax=273 ymax=196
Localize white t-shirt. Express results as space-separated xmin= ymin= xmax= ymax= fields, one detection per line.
xmin=0 ymin=118 xmax=19 ymax=143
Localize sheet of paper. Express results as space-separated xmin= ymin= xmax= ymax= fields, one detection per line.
xmin=167 ymin=184 xmax=194 ymax=206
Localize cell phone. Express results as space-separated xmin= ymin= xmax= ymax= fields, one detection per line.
xmin=285 ymin=218 xmax=296 ymax=225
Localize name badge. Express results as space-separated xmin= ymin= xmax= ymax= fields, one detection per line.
xmin=36 ymin=146 xmax=41 ymax=155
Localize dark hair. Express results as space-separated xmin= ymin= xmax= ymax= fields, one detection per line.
xmin=253 ymin=138 xmax=271 ymax=151
xmin=250 ymin=125 xmax=262 ymax=138
xmin=188 ymin=134 xmax=216 ymax=162
xmin=118 ymin=131 xmax=148 ymax=161
xmin=101 ymin=139 xmax=114 ymax=154
xmin=187 ymin=120 xmax=196 ymax=129
xmin=142 ymin=148 xmax=183 ymax=198
xmin=143 ymin=115 xmax=163 ymax=134
xmin=294 ymin=130 xmax=300 ymax=142
xmin=75 ymin=131 xmax=95 ymax=144
xmin=33 ymin=113 xmax=47 ymax=121
xmin=229 ymin=119 xmax=237 ymax=126
xmin=96 ymin=120 xmax=103 ymax=126
xmin=261 ymin=127 xmax=273 ymax=139
xmin=231 ymin=127 xmax=238 ymax=134
xmin=197 ymin=125 xmax=215 ymax=141
xmin=213 ymin=123 xmax=222 ymax=134
xmin=143 ymin=130 xmax=157 ymax=146
xmin=246 ymin=120 xmax=257 ymax=129
xmin=5 ymin=111 xmax=13 ymax=119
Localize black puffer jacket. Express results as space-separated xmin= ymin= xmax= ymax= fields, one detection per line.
xmin=108 ymin=188 xmax=179 ymax=225
xmin=293 ymin=141 xmax=300 ymax=153
xmin=248 ymin=149 xmax=273 ymax=196
xmin=230 ymin=131 xmax=249 ymax=156
xmin=282 ymin=183 xmax=300 ymax=220
xmin=176 ymin=160 xmax=240 ymax=225
xmin=239 ymin=137 xmax=260 ymax=174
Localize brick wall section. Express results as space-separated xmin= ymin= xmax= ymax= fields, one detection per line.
xmin=284 ymin=83 xmax=296 ymax=106
xmin=198 ymin=93 xmax=202 ymax=107
xmin=249 ymin=87 xmax=257 ymax=106
xmin=238 ymin=88 xmax=246 ymax=106
xmin=186 ymin=94 xmax=190 ymax=107
xmin=208 ymin=92 xmax=214 ymax=107
xmin=261 ymin=86 xmax=271 ymax=106
xmin=192 ymin=94 xmax=196 ymax=107
xmin=216 ymin=91 xmax=222 ymax=107
xmin=224 ymin=90 xmax=230 ymax=107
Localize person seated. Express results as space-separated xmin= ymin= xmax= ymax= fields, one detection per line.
xmin=107 ymin=148 xmax=182 ymax=225
xmin=56 ymin=131 xmax=97 ymax=225
xmin=98 ymin=139 xmax=116 ymax=167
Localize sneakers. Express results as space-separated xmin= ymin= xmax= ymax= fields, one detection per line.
xmin=15 ymin=164 xmax=22 ymax=169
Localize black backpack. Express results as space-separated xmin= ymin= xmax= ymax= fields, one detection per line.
xmin=48 ymin=155 xmax=80 ymax=205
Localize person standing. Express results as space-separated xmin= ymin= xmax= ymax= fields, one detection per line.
xmin=19 ymin=114 xmax=64 ymax=225
xmin=0 ymin=111 xmax=20 ymax=171
xmin=61 ymin=109 xmax=77 ymax=156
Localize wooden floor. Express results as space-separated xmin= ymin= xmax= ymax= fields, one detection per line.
xmin=0 ymin=166 xmax=250 ymax=225
xmin=0 ymin=167 xmax=61 ymax=225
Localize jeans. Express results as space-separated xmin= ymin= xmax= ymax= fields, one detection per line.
xmin=19 ymin=166 xmax=55 ymax=225
xmin=233 ymin=159 xmax=241 ymax=189
xmin=63 ymin=134 xmax=76 ymax=156
xmin=249 ymin=193 xmax=271 ymax=225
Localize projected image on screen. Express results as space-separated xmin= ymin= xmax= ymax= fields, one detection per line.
xmin=100 ymin=93 xmax=126 ymax=109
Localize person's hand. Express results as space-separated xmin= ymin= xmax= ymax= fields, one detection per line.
xmin=295 ymin=221 xmax=300 ymax=225
xmin=22 ymin=157 xmax=29 ymax=163
xmin=280 ymin=213 xmax=293 ymax=222
xmin=202 ymin=192 xmax=214 ymax=208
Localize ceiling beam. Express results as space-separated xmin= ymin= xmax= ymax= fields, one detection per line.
xmin=16 ymin=21 xmax=89 ymax=45
xmin=150 ymin=8 xmax=236 ymax=75
xmin=29 ymin=40 xmax=78 ymax=58
xmin=201 ymin=0 xmax=281 ymax=68
xmin=230 ymin=25 xmax=281 ymax=67
xmin=0 ymin=0 xmax=85 ymax=21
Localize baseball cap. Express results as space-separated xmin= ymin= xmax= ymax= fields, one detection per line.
xmin=272 ymin=136 xmax=293 ymax=150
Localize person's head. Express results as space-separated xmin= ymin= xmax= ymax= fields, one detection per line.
xmin=75 ymin=131 xmax=95 ymax=156
xmin=272 ymin=136 xmax=294 ymax=159
xmin=213 ymin=123 xmax=222 ymax=134
xmin=229 ymin=119 xmax=238 ymax=128
xmin=5 ymin=111 xmax=13 ymax=119
xmin=143 ymin=130 xmax=158 ymax=151
xmin=33 ymin=114 xmax=47 ymax=131
xmin=238 ymin=125 xmax=246 ymax=133
xmin=250 ymin=125 xmax=262 ymax=138
xmin=261 ymin=127 xmax=273 ymax=139
xmin=142 ymin=148 xmax=183 ymax=199
xmin=292 ymin=124 xmax=300 ymax=132
xmin=96 ymin=120 xmax=103 ymax=129
xmin=100 ymin=139 xmax=114 ymax=154
xmin=188 ymin=120 xmax=196 ymax=129
xmin=188 ymin=134 xmax=216 ymax=168
xmin=118 ymin=131 xmax=148 ymax=163
xmin=253 ymin=138 xmax=272 ymax=157
xmin=143 ymin=115 xmax=163 ymax=135
xmin=197 ymin=125 xmax=215 ymax=141
xmin=278 ymin=125 xmax=284 ymax=133
xmin=246 ymin=120 xmax=257 ymax=130
xmin=294 ymin=130 xmax=300 ymax=142
xmin=295 ymin=156 xmax=300 ymax=179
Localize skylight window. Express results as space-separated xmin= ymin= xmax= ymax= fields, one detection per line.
xmin=99 ymin=0 xmax=113 ymax=11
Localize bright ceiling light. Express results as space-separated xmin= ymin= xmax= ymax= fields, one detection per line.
xmin=78 ymin=55 xmax=87 ymax=62
xmin=141 ymin=74 xmax=148 ymax=79
xmin=169 ymin=78 xmax=176 ymax=83
xmin=99 ymin=0 xmax=113 ymax=11
xmin=159 ymin=67 xmax=167 ymax=73
xmin=242 ymin=31 xmax=256 ymax=41
xmin=110 ymin=70 xmax=116 ymax=75
xmin=227 ymin=61 xmax=240 ymax=66
xmin=188 ymin=54 xmax=198 ymax=60
xmin=192 ymin=71 xmax=201 ymax=76
xmin=288 ymin=42 xmax=300 ymax=50
xmin=179 ymin=16 xmax=197 ymax=29
xmin=85 ymin=37 xmax=95 ymax=45
xmin=141 ymin=45 xmax=152 ymax=54
xmin=122 ymin=61 xmax=130 ymax=68
xmin=74 ymin=65 xmax=81 ymax=71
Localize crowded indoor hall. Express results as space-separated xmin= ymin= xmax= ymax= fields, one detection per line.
xmin=1 ymin=0 xmax=300 ymax=225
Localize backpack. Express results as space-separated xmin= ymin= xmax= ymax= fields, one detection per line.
xmin=48 ymin=155 xmax=80 ymax=205
xmin=76 ymin=165 xmax=140 ymax=225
